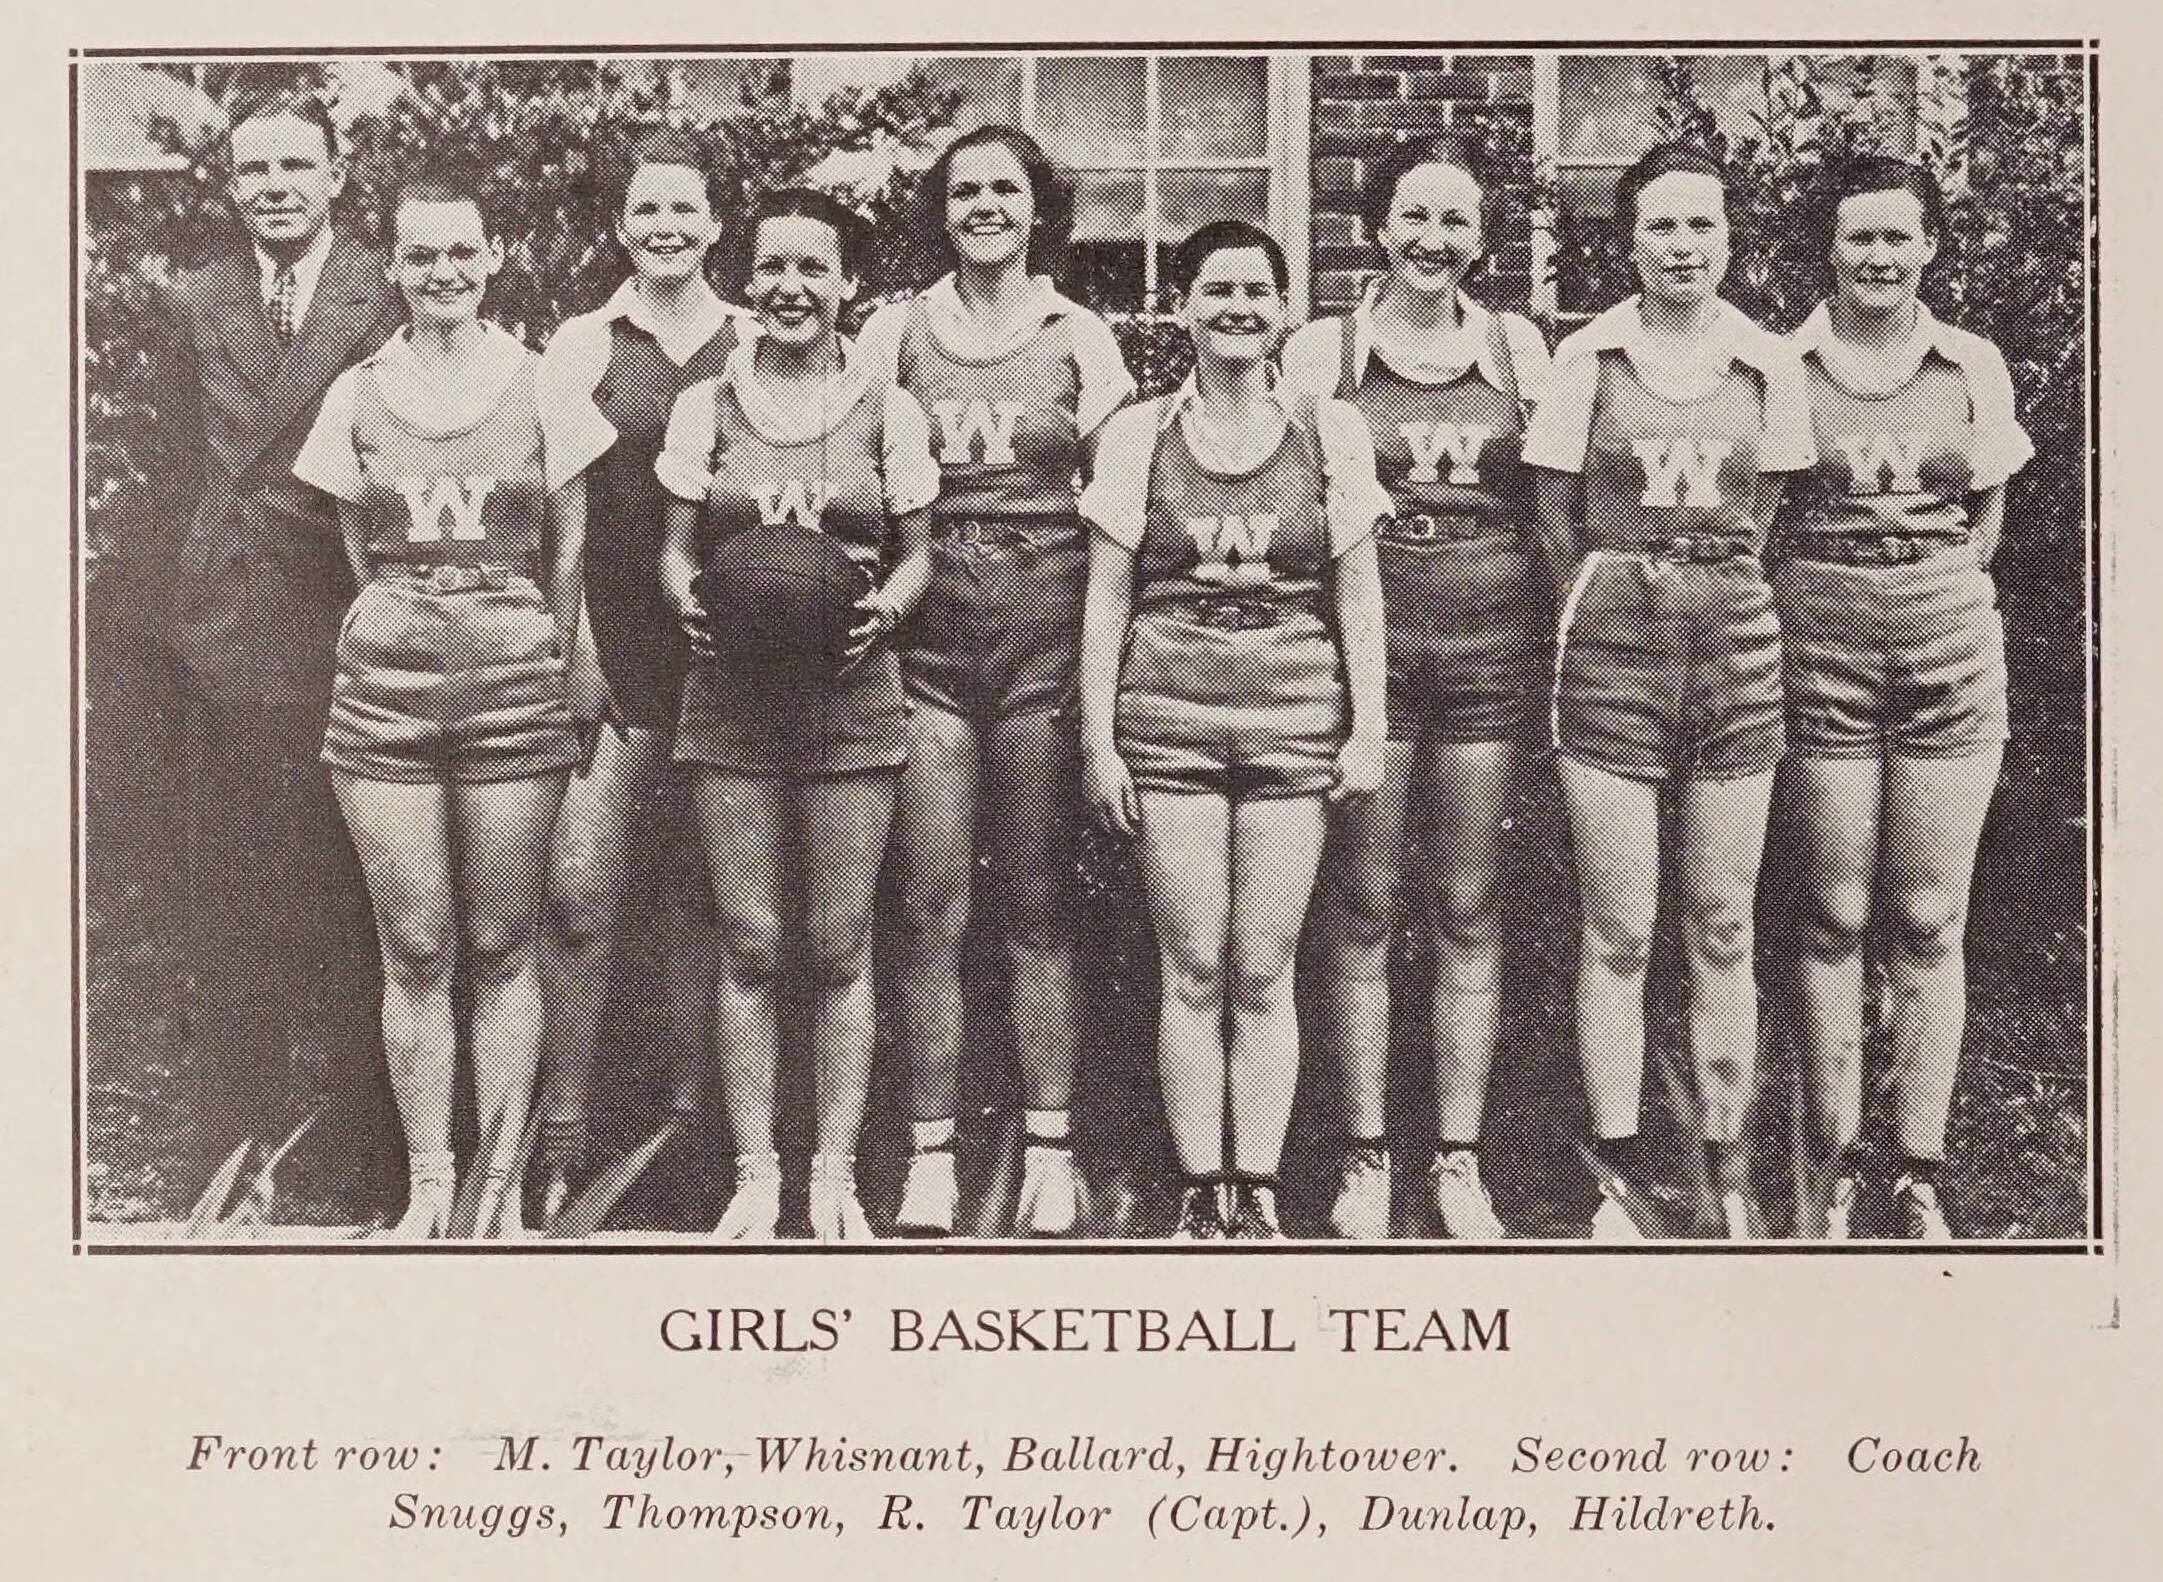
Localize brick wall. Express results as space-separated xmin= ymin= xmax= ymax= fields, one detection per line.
xmin=1309 ymin=52 xmax=1539 ymax=317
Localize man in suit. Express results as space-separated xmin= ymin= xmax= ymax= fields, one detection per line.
xmin=141 ymin=95 xmax=405 ymax=1207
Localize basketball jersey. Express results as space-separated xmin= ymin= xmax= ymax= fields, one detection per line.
xmin=350 ymin=355 xmax=550 ymax=569
xmin=1329 ymin=315 xmax=1530 ymax=534
xmin=1135 ymin=397 xmax=1333 ymax=610
xmin=699 ymin=376 xmax=892 ymax=574
xmin=1581 ymin=354 xmax=1772 ymax=551
xmin=590 ymin=313 xmax=743 ymax=545
xmin=898 ymin=296 xmax=1084 ymax=525
xmin=1784 ymin=356 xmax=1983 ymax=539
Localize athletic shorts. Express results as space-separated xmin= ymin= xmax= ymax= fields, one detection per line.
xmin=674 ymin=647 xmax=908 ymax=779
xmin=903 ymin=522 xmax=1086 ymax=722
xmin=1551 ymin=551 xmax=1784 ymax=783
xmin=1771 ymin=551 xmax=2009 ymax=760
xmin=324 ymin=574 xmax=581 ymax=785
xmin=1116 ymin=607 xmax=1345 ymax=799
xmin=1380 ymin=534 xmax=1545 ymax=745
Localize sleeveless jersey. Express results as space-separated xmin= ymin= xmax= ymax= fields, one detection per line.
xmin=351 ymin=355 xmax=549 ymax=569
xmin=898 ymin=296 xmax=1084 ymax=526
xmin=698 ymin=377 xmax=893 ymax=574
xmin=589 ymin=313 xmax=743 ymax=564
xmin=1581 ymin=353 xmax=1771 ymax=552
xmin=1135 ymin=398 xmax=1333 ymax=611
xmin=1783 ymin=356 xmax=1981 ymax=539
xmin=1331 ymin=314 xmax=1531 ymax=535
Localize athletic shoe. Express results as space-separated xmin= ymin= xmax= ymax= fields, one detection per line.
xmin=1329 ymin=1144 xmax=1392 ymax=1240
xmin=1894 ymin=1175 xmax=1954 ymax=1242
xmin=1171 ymin=1180 xmax=1226 ymax=1241
xmin=1589 ymin=1185 xmax=1648 ymax=1243
xmin=1719 ymin=1189 xmax=1757 ymax=1241
xmin=894 ymin=1149 xmax=958 ymax=1237
xmin=1430 ymin=1150 xmax=1507 ymax=1240
xmin=1017 ymin=1142 xmax=1088 ymax=1237
xmin=1225 ymin=1178 xmax=1284 ymax=1240
xmin=713 ymin=1155 xmax=782 ymax=1241
xmin=808 ymin=1155 xmax=876 ymax=1243
xmin=1821 ymin=1173 xmax=1861 ymax=1241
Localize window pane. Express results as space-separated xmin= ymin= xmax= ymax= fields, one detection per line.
xmin=1559 ymin=54 xmax=1771 ymax=164
xmin=1038 ymin=56 xmax=1147 ymax=167
xmin=1066 ymin=243 xmax=1147 ymax=312
xmin=1071 ymin=169 xmax=1145 ymax=241
xmin=1157 ymin=169 xmax=1269 ymax=237
xmin=1158 ymin=56 xmax=1269 ymax=160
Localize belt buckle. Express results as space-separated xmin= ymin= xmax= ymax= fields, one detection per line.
xmin=1881 ymin=536 xmax=1919 ymax=565
xmin=1387 ymin=513 xmax=1444 ymax=545
xmin=1195 ymin=597 xmax=1258 ymax=632
xmin=427 ymin=564 xmax=466 ymax=593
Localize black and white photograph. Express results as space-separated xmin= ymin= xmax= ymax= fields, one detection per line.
xmin=73 ymin=44 xmax=2096 ymax=1247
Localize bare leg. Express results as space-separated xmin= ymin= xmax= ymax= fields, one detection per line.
xmin=1880 ymin=748 xmax=2005 ymax=1166
xmin=695 ymin=771 xmax=789 ymax=1160
xmin=457 ymin=772 xmax=570 ymax=1235
xmin=798 ymin=770 xmax=901 ymax=1159
xmin=1308 ymin=743 xmax=1413 ymax=1143
xmin=1226 ymin=795 xmax=1331 ymax=1176
xmin=333 ymin=773 xmax=456 ymax=1236
xmin=1558 ymin=759 xmax=1663 ymax=1140
xmin=985 ymin=707 xmax=1087 ymax=1112
xmin=1779 ymin=756 xmax=1884 ymax=1159
xmin=1673 ymin=771 xmax=1778 ymax=1146
xmin=1133 ymin=791 xmax=1233 ymax=1178
xmin=892 ymin=701 xmax=980 ymax=1125
xmin=1423 ymin=740 xmax=1519 ymax=1143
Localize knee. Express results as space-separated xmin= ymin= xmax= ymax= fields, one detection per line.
xmin=1161 ymin=943 xmax=1225 ymax=1014
xmin=718 ymin=915 xmax=785 ymax=989
xmin=380 ymin=925 xmax=456 ymax=997
xmin=898 ymin=879 xmax=970 ymax=955
xmin=1321 ymin=885 xmax=1397 ymax=963
xmin=802 ymin=914 xmax=875 ymax=992
xmin=1583 ymin=908 xmax=1656 ymax=980
xmin=1229 ymin=939 xmax=1298 ymax=1017
xmin=546 ymin=859 xmax=618 ymax=951
xmin=1884 ymin=887 xmax=1967 ymax=967
xmin=1682 ymin=897 xmax=1755 ymax=975
xmin=1002 ymin=908 xmax=1072 ymax=972
xmin=1795 ymin=884 xmax=1871 ymax=965
xmin=465 ymin=927 xmax=538 ymax=991
xmin=1431 ymin=878 xmax=1501 ymax=957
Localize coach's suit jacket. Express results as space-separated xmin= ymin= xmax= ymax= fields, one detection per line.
xmin=150 ymin=231 xmax=403 ymax=709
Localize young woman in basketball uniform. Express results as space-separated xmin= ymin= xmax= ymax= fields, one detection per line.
xmin=1774 ymin=157 xmax=2031 ymax=1239
xmin=293 ymin=168 xmax=590 ymax=1238
xmin=658 ymin=188 xmax=939 ymax=1242
xmin=1080 ymin=220 xmax=1390 ymax=1240
xmin=855 ymin=127 xmax=1135 ymax=1237
xmin=531 ymin=132 xmax=752 ymax=1224
xmin=1282 ymin=135 xmax=1552 ymax=1240
xmin=1520 ymin=143 xmax=1816 ymax=1240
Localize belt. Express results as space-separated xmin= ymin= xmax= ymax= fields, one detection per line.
xmin=1157 ymin=596 xmax=1315 ymax=633
xmin=1629 ymin=535 xmax=1757 ymax=564
xmin=1780 ymin=533 xmax=1973 ymax=566
xmin=373 ymin=563 xmax=531 ymax=593
xmin=936 ymin=519 xmax=1046 ymax=550
xmin=1378 ymin=512 xmax=1496 ymax=546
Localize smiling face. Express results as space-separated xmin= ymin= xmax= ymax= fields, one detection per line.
xmin=747 ymin=213 xmax=855 ymax=351
xmin=1630 ymin=170 xmax=1730 ymax=307
xmin=1830 ymin=187 xmax=1938 ymax=319
xmin=1178 ymin=245 xmax=1287 ymax=369
xmin=944 ymin=139 xmax=1035 ymax=273
xmin=227 ymin=112 xmax=343 ymax=257
xmin=617 ymin=161 xmax=721 ymax=284
xmin=389 ymin=198 xmax=502 ymax=328
xmin=1377 ymin=161 xmax=1484 ymax=299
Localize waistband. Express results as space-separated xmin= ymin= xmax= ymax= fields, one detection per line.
xmin=370 ymin=562 xmax=537 ymax=593
xmin=1776 ymin=533 xmax=1975 ymax=567
xmin=1378 ymin=511 xmax=1514 ymax=547
xmin=1144 ymin=594 xmax=1324 ymax=633
xmin=1609 ymin=535 xmax=1758 ymax=565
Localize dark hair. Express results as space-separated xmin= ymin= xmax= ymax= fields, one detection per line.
xmin=390 ymin=164 xmax=497 ymax=240
xmin=1167 ymin=219 xmax=1289 ymax=299
xmin=916 ymin=125 xmax=1073 ymax=277
xmin=609 ymin=128 xmax=725 ymax=220
xmin=738 ymin=186 xmax=869 ymax=283
xmin=1812 ymin=155 xmax=1946 ymax=255
xmin=1614 ymin=141 xmax=1729 ymax=229
xmin=226 ymin=92 xmax=340 ymax=164
xmin=1360 ymin=132 xmax=1493 ymax=240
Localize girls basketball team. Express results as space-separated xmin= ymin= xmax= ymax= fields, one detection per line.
xmin=289 ymin=107 xmax=2031 ymax=1242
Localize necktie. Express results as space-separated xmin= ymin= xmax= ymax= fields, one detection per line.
xmin=269 ymin=266 xmax=297 ymax=348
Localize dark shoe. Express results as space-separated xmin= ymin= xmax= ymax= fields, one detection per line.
xmin=1171 ymin=1178 xmax=1227 ymax=1241
xmin=1224 ymin=1176 xmax=1283 ymax=1241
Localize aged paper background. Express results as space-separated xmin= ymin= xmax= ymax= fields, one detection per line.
xmin=5 ymin=2 xmax=2156 ymax=1576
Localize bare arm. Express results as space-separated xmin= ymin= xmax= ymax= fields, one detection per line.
xmin=1079 ymin=531 xmax=1140 ymax=835
xmin=1969 ymin=483 xmax=2010 ymax=568
xmin=849 ymin=505 xmax=933 ymax=663
xmin=1329 ymin=533 xmax=1387 ymax=801
xmin=660 ymin=497 xmax=708 ymax=659
xmin=336 ymin=501 xmax=371 ymax=589
xmin=1530 ymin=467 xmax=1587 ymax=602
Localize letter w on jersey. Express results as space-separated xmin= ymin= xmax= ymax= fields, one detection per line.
xmin=399 ymin=476 xmax=496 ymax=543
xmin=1401 ymin=422 xmax=1494 ymax=486
xmin=931 ymin=399 xmax=1027 ymax=466
xmin=1631 ymin=438 xmax=1732 ymax=509
xmin=1185 ymin=513 xmax=1277 ymax=588
xmin=756 ymin=479 xmax=833 ymax=530
xmin=1833 ymin=433 xmax=1930 ymax=495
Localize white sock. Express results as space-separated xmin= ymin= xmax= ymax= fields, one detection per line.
xmin=1025 ymin=1109 xmax=1070 ymax=1143
xmin=911 ymin=1117 xmax=956 ymax=1153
